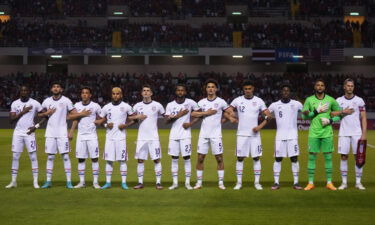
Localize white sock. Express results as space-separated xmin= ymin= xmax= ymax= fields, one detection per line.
xmin=137 ymin=162 xmax=144 ymax=184
xmin=171 ymin=158 xmax=179 ymax=185
xmin=236 ymin=160 xmax=244 ymax=184
xmin=155 ymin=162 xmax=162 ymax=184
xmin=92 ymin=161 xmax=99 ymax=184
xmin=273 ymin=161 xmax=281 ymax=184
xmin=29 ymin=152 xmax=38 ymax=183
xmin=11 ymin=152 xmax=21 ymax=182
xmin=46 ymin=154 xmax=55 ymax=182
xmin=291 ymin=161 xmax=299 ymax=184
xmin=254 ymin=159 xmax=261 ymax=184
xmin=78 ymin=162 xmax=85 ymax=183
xmin=105 ymin=161 xmax=113 ymax=183
xmin=184 ymin=158 xmax=191 ymax=184
xmin=120 ymin=161 xmax=127 ymax=183
xmin=218 ymin=170 xmax=224 ymax=185
xmin=355 ymin=165 xmax=363 ymax=184
xmin=340 ymin=159 xmax=348 ymax=184
xmin=197 ymin=170 xmax=203 ymax=185
xmin=62 ymin=153 xmax=71 ymax=182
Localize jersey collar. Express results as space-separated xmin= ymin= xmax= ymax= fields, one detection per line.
xmin=244 ymin=95 xmax=254 ymax=100
xmin=82 ymin=101 xmax=91 ymax=106
xmin=52 ymin=95 xmax=62 ymax=101
xmin=344 ymin=95 xmax=355 ymax=100
xmin=143 ymin=100 xmax=153 ymax=105
xmin=314 ymin=93 xmax=325 ymax=100
xmin=207 ymin=97 xmax=217 ymax=102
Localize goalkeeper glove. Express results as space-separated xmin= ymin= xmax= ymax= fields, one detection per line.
xmin=315 ymin=102 xmax=329 ymax=114
xmin=320 ymin=117 xmax=333 ymax=126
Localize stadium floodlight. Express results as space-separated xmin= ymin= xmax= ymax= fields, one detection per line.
xmin=353 ymin=55 xmax=364 ymax=59
xmin=111 ymin=55 xmax=122 ymax=58
xmin=350 ymin=12 xmax=359 ymax=16
xmin=0 ymin=12 xmax=5 ymax=15
xmin=113 ymin=11 xmax=124 ymax=15
xmin=232 ymin=55 xmax=243 ymax=58
xmin=50 ymin=55 xmax=62 ymax=58
xmin=232 ymin=12 xmax=242 ymax=15
xmin=172 ymin=55 xmax=183 ymax=58
xmin=292 ymin=55 xmax=303 ymax=59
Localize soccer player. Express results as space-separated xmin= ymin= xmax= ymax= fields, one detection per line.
xmin=302 ymin=78 xmax=353 ymax=191
xmin=6 ymin=85 xmax=44 ymax=188
xmin=68 ymin=87 xmax=102 ymax=189
xmin=336 ymin=78 xmax=367 ymax=190
xmin=191 ymin=79 xmax=232 ymax=190
xmin=133 ymin=85 xmax=165 ymax=190
xmin=227 ymin=80 xmax=271 ymax=190
xmin=268 ymin=84 xmax=303 ymax=190
xmin=95 ymin=87 xmax=135 ymax=190
xmin=39 ymin=82 xmax=77 ymax=189
xmin=165 ymin=84 xmax=200 ymax=190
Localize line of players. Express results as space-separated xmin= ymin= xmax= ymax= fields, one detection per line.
xmin=5 ymin=78 xmax=366 ymax=190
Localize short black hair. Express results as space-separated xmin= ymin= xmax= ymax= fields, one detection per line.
xmin=242 ymin=80 xmax=254 ymax=88
xmin=315 ymin=78 xmax=325 ymax=85
xmin=81 ymin=86 xmax=92 ymax=94
xmin=142 ymin=84 xmax=153 ymax=92
xmin=204 ymin=79 xmax=218 ymax=88
xmin=50 ymin=81 xmax=63 ymax=88
xmin=175 ymin=83 xmax=187 ymax=91
xmin=280 ymin=84 xmax=291 ymax=91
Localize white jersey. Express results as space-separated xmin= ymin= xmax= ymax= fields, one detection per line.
xmin=165 ymin=99 xmax=199 ymax=140
xmin=11 ymin=98 xmax=43 ymax=136
xmin=197 ymin=97 xmax=229 ymax=138
xmin=100 ymin=101 xmax=133 ymax=140
xmin=230 ymin=95 xmax=267 ymax=137
xmin=268 ymin=99 xmax=303 ymax=140
xmin=336 ymin=95 xmax=365 ymax=137
xmin=42 ymin=96 xmax=74 ymax=138
xmin=74 ymin=101 xmax=101 ymax=140
xmin=133 ymin=100 xmax=165 ymax=141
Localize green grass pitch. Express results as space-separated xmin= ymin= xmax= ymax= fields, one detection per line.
xmin=0 ymin=129 xmax=374 ymax=225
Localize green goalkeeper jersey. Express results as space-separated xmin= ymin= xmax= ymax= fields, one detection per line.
xmin=302 ymin=94 xmax=340 ymax=138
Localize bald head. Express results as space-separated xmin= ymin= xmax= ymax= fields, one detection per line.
xmin=111 ymin=87 xmax=123 ymax=102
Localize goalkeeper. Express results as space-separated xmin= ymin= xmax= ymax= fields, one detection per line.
xmin=301 ymin=79 xmax=353 ymax=191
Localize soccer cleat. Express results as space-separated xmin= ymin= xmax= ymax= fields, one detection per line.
xmin=66 ymin=181 xmax=74 ymax=189
xmin=93 ymin=183 xmax=101 ymax=189
xmin=193 ymin=183 xmax=202 ymax=190
xmin=169 ymin=184 xmax=178 ymax=190
xmin=338 ymin=183 xmax=348 ymax=190
xmin=74 ymin=182 xmax=86 ymax=189
xmin=185 ymin=183 xmax=193 ymax=190
xmin=254 ymin=183 xmax=263 ymax=190
xmin=293 ymin=183 xmax=302 ymax=190
xmin=233 ymin=183 xmax=242 ymax=190
xmin=121 ymin=183 xmax=129 ymax=190
xmin=304 ymin=183 xmax=315 ymax=191
xmin=101 ymin=182 xmax=111 ymax=189
xmin=156 ymin=183 xmax=163 ymax=190
xmin=41 ymin=181 xmax=52 ymax=189
xmin=33 ymin=182 xmax=40 ymax=189
xmin=133 ymin=183 xmax=144 ymax=189
xmin=218 ymin=184 xmax=226 ymax=190
xmin=326 ymin=183 xmax=337 ymax=191
xmin=271 ymin=183 xmax=280 ymax=190
xmin=355 ymin=183 xmax=366 ymax=190
xmin=5 ymin=181 xmax=17 ymax=189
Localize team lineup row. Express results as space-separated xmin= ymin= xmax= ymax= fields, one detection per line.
xmin=6 ymin=78 xmax=367 ymax=191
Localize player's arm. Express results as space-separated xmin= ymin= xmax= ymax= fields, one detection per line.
xmin=68 ymin=120 xmax=78 ymax=140
xmin=67 ymin=109 xmax=91 ymax=120
xmin=301 ymin=98 xmax=325 ymax=120
xmin=183 ymin=117 xmax=201 ymax=129
xmin=165 ymin=108 xmax=189 ymax=124
xmin=26 ymin=116 xmax=48 ymax=135
xmin=118 ymin=118 xmax=136 ymax=130
xmin=191 ymin=108 xmax=217 ymax=118
xmin=223 ymin=107 xmax=238 ymax=123
xmin=253 ymin=109 xmax=272 ymax=132
xmin=10 ymin=105 xmax=33 ymax=123
xmin=128 ymin=113 xmax=147 ymax=122
xmin=360 ymin=108 xmax=367 ymax=140
xmin=38 ymin=108 xmax=56 ymax=118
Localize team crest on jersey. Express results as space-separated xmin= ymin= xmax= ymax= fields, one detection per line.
xmin=184 ymin=104 xmax=189 ymax=109
xmin=139 ymin=107 xmax=143 ymax=111
xmin=152 ymin=106 xmax=156 ymax=111
xmin=214 ymin=103 xmax=219 ymax=108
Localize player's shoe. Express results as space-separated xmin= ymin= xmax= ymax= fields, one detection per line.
xmin=133 ymin=183 xmax=144 ymax=189
xmin=293 ymin=183 xmax=302 ymax=190
xmin=66 ymin=181 xmax=74 ymax=189
xmin=101 ymin=182 xmax=111 ymax=189
xmin=121 ymin=183 xmax=129 ymax=190
xmin=304 ymin=183 xmax=315 ymax=191
xmin=326 ymin=182 xmax=337 ymax=191
xmin=74 ymin=182 xmax=86 ymax=189
xmin=5 ymin=181 xmax=17 ymax=189
xmin=233 ymin=183 xmax=242 ymax=190
xmin=271 ymin=183 xmax=280 ymax=190
xmin=33 ymin=182 xmax=40 ymax=189
xmin=156 ymin=183 xmax=163 ymax=190
xmin=355 ymin=183 xmax=366 ymax=190
xmin=193 ymin=183 xmax=202 ymax=190
xmin=41 ymin=181 xmax=52 ymax=189
xmin=93 ymin=183 xmax=101 ymax=189
xmin=169 ymin=184 xmax=178 ymax=190
xmin=185 ymin=183 xmax=193 ymax=190
xmin=218 ymin=184 xmax=226 ymax=190
xmin=338 ymin=183 xmax=347 ymax=190
xmin=254 ymin=183 xmax=263 ymax=190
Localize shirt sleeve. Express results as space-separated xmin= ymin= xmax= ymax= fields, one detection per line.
xmin=230 ymin=98 xmax=238 ymax=108
xmin=221 ymin=99 xmax=229 ymax=111
xmin=297 ymin=101 xmax=303 ymax=111
xmin=259 ymin=99 xmax=267 ymax=111
xmin=127 ymin=104 xmax=134 ymax=115
xmin=331 ymin=98 xmax=341 ymax=111
xmin=99 ymin=106 xmax=107 ymax=118
xmin=195 ymin=100 xmax=202 ymax=111
xmin=96 ymin=104 xmax=102 ymax=116
xmin=35 ymin=101 xmax=43 ymax=112
xmin=302 ymin=97 xmax=310 ymax=112
xmin=165 ymin=103 xmax=172 ymax=116
xmin=158 ymin=103 xmax=165 ymax=115
xmin=41 ymin=99 xmax=48 ymax=110
xmin=67 ymin=99 xmax=74 ymax=111
xmin=359 ymin=98 xmax=366 ymax=111
xmin=10 ymin=102 xmax=17 ymax=113
xmin=268 ymin=103 xmax=275 ymax=113
xmin=191 ymin=100 xmax=200 ymax=111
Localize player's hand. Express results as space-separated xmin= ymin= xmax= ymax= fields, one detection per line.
xmin=316 ymin=102 xmax=329 ymax=113
xmin=182 ymin=122 xmax=191 ymax=129
xmin=107 ymin=122 xmax=114 ymax=129
xmin=228 ymin=116 xmax=238 ymax=124
xmin=360 ymin=134 xmax=367 ymax=141
xmin=205 ymin=108 xmax=217 ymax=116
xmin=80 ymin=109 xmax=91 ymax=117
xmin=137 ymin=114 xmax=147 ymax=121
xmin=320 ymin=117 xmax=331 ymax=126
xmin=22 ymin=105 xmax=33 ymax=114
xmin=252 ymin=126 xmax=261 ymax=133
xmin=46 ymin=108 xmax=56 ymax=116
xmin=68 ymin=131 xmax=74 ymax=141
xmin=118 ymin=124 xmax=126 ymax=130
xmin=342 ymin=107 xmax=354 ymax=116
xmin=27 ymin=126 xmax=36 ymax=135
xmin=176 ymin=109 xmax=189 ymax=118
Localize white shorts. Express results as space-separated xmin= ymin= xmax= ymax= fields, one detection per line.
xmin=12 ymin=135 xmax=37 ymax=153
xmin=274 ymin=139 xmax=299 ymax=158
xmin=76 ymin=136 xmax=99 ymax=159
xmin=236 ymin=136 xmax=262 ymax=158
xmin=197 ymin=137 xmax=224 ymax=155
xmin=45 ymin=137 xmax=70 ymax=154
xmin=338 ymin=135 xmax=361 ymax=155
xmin=104 ymin=139 xmax=127 ymax=161
xmin=168 ymin=138 xmax=192 ymax=157
xmin=135 ymin=140 xmax=162 ymax=160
